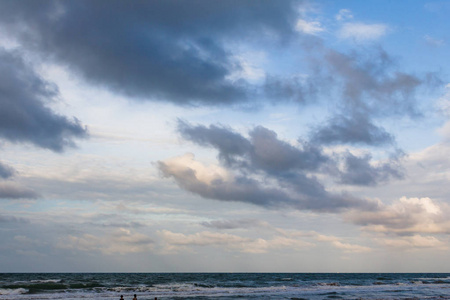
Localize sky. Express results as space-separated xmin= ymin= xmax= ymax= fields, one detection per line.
xmin=1 ymin=0 xmax=450 ymax=272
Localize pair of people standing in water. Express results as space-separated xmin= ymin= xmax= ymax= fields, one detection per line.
xmin=120 ymin=294 xmax=157 ymax=300
xmin=120 ymin=295 xmax=138 ymax=300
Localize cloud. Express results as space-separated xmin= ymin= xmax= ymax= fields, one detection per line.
xmin=57 ymin=228 xmax=154 ymax=255
xmin=378 ymin=235 xmax=447 ymax=250
xmin=296 ymin=19 xmax=325 ymax=35
xmin=0 ymin=0 xmax=302 ymax=106
xmin=311 ymin=113 xmax=394 ymax=146
xmin=306 ymin=47 xmax=432 ymax=146
xmin=178 ymin=120 xmax=329 ymax=173
xmin=250 ymin=126 xmax=329 ymax=173
xmin=201 ymin=219 xmax=269 ymax=230
xmin=159 ymin=230 xmax=251 ymax=253
xmin=345 ymin=197 xmax=450 ymax=234
xmin=0 ymin=1 xmax=436 ymax=124
xmin=437 ymin=83 xmax=450 ymax=117
xmin=0 ymin=215 xmax=29 ymax=223
xmin=0 ymin=182 xmax=39 ymax=199
xmin=263 ymin=74 xmax=327 ymax=105
xmin=16 ymin=157 xmax=173 ymax=202
xmin=337 ymin=151 xmax=404 ymax=186
xmin=158 ymin=153 xmax=296 ymax=208
xmin=158 ymin=145 xmax=373 ymax=212
xmin=162 ymin=122 xmax=401 ymax=211
xmin=0 ymin=48 xmax=87 ymax=151
xmin=160 ymin=226 xmax=368 ymax=255
xmin=177 ymin=120 xmax=252 ymax=166
xmin=115 ymin=203 xmax=187 ymax=215
xmin=424 ymin=35 xmax=445 ymax=47
xmin=0 ymin=161 xmax=15 ymax=179
xmin=163 ymin=118 xmax=411 ymax=213
xmin=159 ymin=230 xmax=312 ymax=254
xmin=335 ymin=9 xmax=353 ymax=21
xmin=316 ymin=234 xmax=371 ymax=253
xmin=331 ymin=240 xmax=372 ymax=253
xmin=323 ymin=48 xmax=422 ymax=117
xmin=338 ymin=22 xmax=389 ymax=42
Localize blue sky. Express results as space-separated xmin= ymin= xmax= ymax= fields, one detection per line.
xmin=1 ymin=0 xmax=450 ymax=272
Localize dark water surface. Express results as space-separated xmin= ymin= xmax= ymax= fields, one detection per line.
xmin=1 ymin=273 xmax=450 ymax=299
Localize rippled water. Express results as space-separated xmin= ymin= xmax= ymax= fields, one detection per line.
xmin=1 ymin=273 xmax=450 ymax=299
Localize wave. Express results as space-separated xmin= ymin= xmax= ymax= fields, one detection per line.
xmin=0 ymin=288 xmax=28 ymax=295
xmin=2 ymin=283 xmax=450 ymax=300
xmin=316 ymin=282 xmax=340 ymax=286
xmin=30 ymin=279 xmax=62 ymax=284
xmin=280 ymin=277 xmax=292 ymax=281
xmin=2 ymin=274 xmax=450 ymax=299
xmin=12 ymin=279 xmax=62 ymax=285
xmin=104 ymin=283 xmax=293 ymax=296
xmin=1 ymin=282 xmax=104 ymax=294
xmin=411 ymin=278 xmax=450 ymax=285
xmin=4 ymin=279 xmax=448 ymax=295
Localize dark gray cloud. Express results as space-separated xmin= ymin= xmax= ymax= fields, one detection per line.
xmin=249 ymin=126 xmax=329 ymax=173
xmin=311 ymin=112 xmax=394 ymax=146
xmin=177 ymin=120 xmax=252 ymax=166
xmin=0 ymin=161 xmax=15 ymax=179
xmin=178 ymin=120 xmax=329 ymax=173
xmin=0 ymin=183 xmax=39 ymax=199
xmin=158 ymin=160 xmax=290 ymax=207
xmin=0 ymin=215 xmax=29 ymax=223
xmin=159 ymin=122 xmax=379 ymax=213
xmin=158 ymin=157 xmax=374 ymax=213
xmin=337 ymin=152 xmax=404 ymax=186
xmin=0 ymin=48 xmax=87 ymax=151
xmin=0 ymin=0 xmax=437 ymax=120
xmin=0 ymin=0 xmax=300 ymax=106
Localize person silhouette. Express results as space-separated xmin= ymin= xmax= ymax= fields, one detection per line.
xmin=133 ymin=294 xmax=137 ymax=300
xmin=120 ymin=296 xmax=124 ymax=300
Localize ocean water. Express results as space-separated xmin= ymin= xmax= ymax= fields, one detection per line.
xmin=1 ymin=273 xmax=450 ymax=299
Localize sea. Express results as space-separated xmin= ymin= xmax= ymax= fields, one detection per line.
xmin=1 ymin=273 xmax=450 ymax=299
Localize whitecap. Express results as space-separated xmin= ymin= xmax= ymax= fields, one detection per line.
xmin=0 ymin=288 xmax=28 ymax=295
